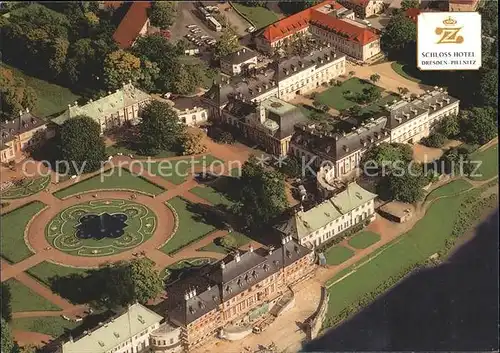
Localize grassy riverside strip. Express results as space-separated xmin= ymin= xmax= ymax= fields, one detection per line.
xmin=322 ymin=184 xmax=498 ymax=330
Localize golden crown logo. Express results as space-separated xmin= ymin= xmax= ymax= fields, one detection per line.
xmin=435 ymin=16 xmax=463 ymax=44
xmin=443 ymin=17 xmax=457 ymax=26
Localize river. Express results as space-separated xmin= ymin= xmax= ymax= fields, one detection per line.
xmin=304 ymin=208 xmax=499 ymax=352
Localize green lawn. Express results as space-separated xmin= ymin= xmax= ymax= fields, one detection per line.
xmin=0 ymin=175 xmax=51 ymax=199
xmin=325 ymin=246 xmax=355 ymax=266
xmin=359 ymin=93 xmax=400 ymax=116
xmin=391 ymin=61 xmax=422 ymax=83
xmin=1 ymin=201 xmax=45 ymax=263
xmin=11 ymin=317 xmax=78 ymax=337
xmin=426 ymin=179 xmax=472 ymax=201
xmin=106 ymin=144 xmax=177 ymax=159
xmin=197 ymin=232 xmax=252 ymax=254
xmin=232 ymin=2 xmax=280 ymax=29
xmin=347 ymin=231 xmax=381 ymax=250
xmin=1 ymin=63 xmax=80 ymax=118
xmin=145 ymin=155 xmax=223 ymax=185
xmin=161 ymin=197 xmax=217 ymax=254
xmin=325 ymin=186 xmax=483 ymax=324
xmin=27 ymin=262 xmax=89 ymax=287
xmin=53 ymin=168 xmax=165 ymax=199
xmin=316 ymin=78 xmax=382 ymax=111
xmin=5 ymin=279 xmax=61 ymax=312
xmin=469 ymin=144 xmax=498 ymax=181
xmin=190 ymin=185 xmax=234 ymax=207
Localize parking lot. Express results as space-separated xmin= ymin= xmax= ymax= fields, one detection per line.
xmin=169 ymin=2 xmax=223 ymax=44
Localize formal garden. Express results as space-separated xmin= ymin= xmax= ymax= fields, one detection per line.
xmin=45 ymin=199 xmax=157 ymax=257
xmin=0 ymin=175 xmax=51 ymax=200
xmin=54 ymin=168 xmax=165 ymax=199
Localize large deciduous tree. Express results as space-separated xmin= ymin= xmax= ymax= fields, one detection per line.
xmin=0 ymin=4 xmax=70 ymax=78
xmin=103 ymin=50 xmax=142 ymax=90
xmin=0 ymin=68 xmax=38 ymax=119
xmin=437 ymin=114 xmax=460 ymax=139
xmin=138 ymin=101 xmax=185 ymax=154
xmin=149 ymin=1 xmax=177 ymax=29
xmin=361 ymin=142 xmax=413 ymax=173
xmin=459 ymin=107 xmax=498 ymax=145
xmin=59 ymin=115 xmax=106 ymax=174
xmin=213 ymin=29 xmax=240 ymax=60
xmin=99 ymin=258 xmax=163 ymax=308
xmin=0 ymin=283 xmax=12 ymax=321
xmin=401 ymin=0 xmax=419 ymax=10
xmin=386 ymin=168 xmax=426 ymax=203
xmin=234 ymin=155 xmax=289 ymax=228
xmin=181 ymin=130 xmax=207 ymax=156
xmin=1 ymin=318 xmax=14 ymax=353
xmin=381 ymin=13 xmax=416 ymax=59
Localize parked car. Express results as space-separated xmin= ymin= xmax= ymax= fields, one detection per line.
xmin=187 ymin=24 xmax=197 ymax=28
xmin=246 ymin=26 xmax=255 ymax=33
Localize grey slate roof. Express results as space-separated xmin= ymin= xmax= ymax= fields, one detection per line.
xmin=220 ymin=47 xmax=258 ymax=65
xmin=167 ymin=239 xmax=312 ymax=326
xmin=1 ymin=110 xmax=46 ymax=147
xmin=291 ymin=116 xmax=390 ymax=161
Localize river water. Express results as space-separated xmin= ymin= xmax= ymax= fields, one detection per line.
xmin=304 ymin=208 xmax=499 ymax=352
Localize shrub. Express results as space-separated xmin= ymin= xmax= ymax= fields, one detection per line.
xmin=420 ymin=132 xmax=446 ymax=148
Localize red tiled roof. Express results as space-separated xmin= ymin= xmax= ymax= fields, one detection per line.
xmin=261 ymin=0 xmax=378 ymax=45
xmin=310 ymin=10 xmax=379 ymax=45
xmin=112 ymin=1 xmax=151 ymax=49
xmin=262 ymin=0 xmax=343 ymax=42
xmin=405 ymin=7 xmax=420 ymax=23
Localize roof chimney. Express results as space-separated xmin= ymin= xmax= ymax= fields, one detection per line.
xmin=220 ymin=261 xmax=225 ymax=269
xmin=19 ymin=111 xmax=23 ymax=117
xmin=234 ymin=251 xmax=241 ymax=263
xmin=249 ymin=244 xmax=254 ymax=253
xmin=184 ymin=291 xmax=190 ymax=301
xmin=25 ymin=107 xmax=29 ymax=113
xmin=237 ymin=51 xmax=240 ymax=56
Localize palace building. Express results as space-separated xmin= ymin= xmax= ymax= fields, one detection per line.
xmin=205 ymin=44 xmax=346 ymax=111
xmin=166 ymin=237 xmax=316 ymax=350
xmin=255 ymin=0 xmax=381 ymax=62
xmin=52 ymin=83 xmax=151 ymax=134
xmin=1 ymin=109 xmax=47 ymax=164
xmin=289 ymin=88 xmax=459 ymax=179
xmin=275 ymin=182 xmax=377 ymax=248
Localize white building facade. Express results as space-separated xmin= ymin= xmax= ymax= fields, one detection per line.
xmin=275 ymin=182 xmax=377 ymax=248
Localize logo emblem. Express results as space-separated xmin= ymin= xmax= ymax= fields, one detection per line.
xmin=435 ymin=16 xmax=463 ymax=44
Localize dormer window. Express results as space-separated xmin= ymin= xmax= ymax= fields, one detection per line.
xmin=189 ymin=306 xmax=196 ymax=314
xmin=199 ymin=302 xmax=206 ymax=309
xmin=286 ymin=250 xmax=291 ymax=258
xmin=263 ymin=264 xmax=269 ymax=272
xmin=252 ymin=270 xmax=257 ymax=278
xmin=273 ymin=260 xmax=280 ymax=266
xmin=225 ymin=285 xmax=230 ymax=292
